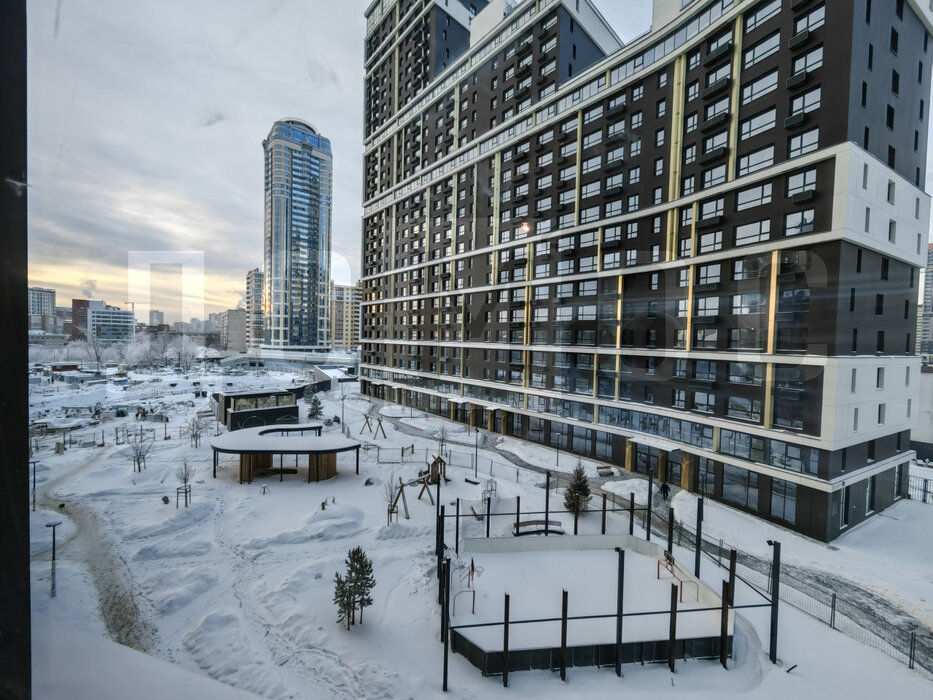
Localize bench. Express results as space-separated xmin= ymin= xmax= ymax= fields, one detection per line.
xmin=259 ymin=468 xmax=299 ymax=476
xmin=513 ymin=519 xmax=565 ymax=536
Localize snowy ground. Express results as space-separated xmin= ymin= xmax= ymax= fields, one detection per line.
xmin=28 ymin=367 xmax=933 ymax=698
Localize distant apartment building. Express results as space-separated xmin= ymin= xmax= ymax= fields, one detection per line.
xmin=331 ymin=281 xmax=362 ymax=351
xmin=149 ymin=309 xmax=165 ymax=326
xmin=263 ymin=119 xmax=333 ymax=348
xmin=220 ymin=309 xmax=248 ymax=352
xmin=246 ymin=268 xmax=265 ymax=348
xmin=86 ymin=301 xmax=136 ymax=345
xmin=919 ymin=243 xmax=933 ymax=355
xmin=28 ymin=287 xmax=56 ymax=331
xmin=360 ymin=0 xmax=932 ymax=541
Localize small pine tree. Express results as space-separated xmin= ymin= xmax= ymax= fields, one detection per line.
xmin=564 ymin=462 xmax=592 ymax=515
xmin=347 ymin=547 xmax=376 ymax=623
xmin=307 ymin=395 xmax=324 ymax=420
xmin=333 ymin=572 xmax=353 ymax=630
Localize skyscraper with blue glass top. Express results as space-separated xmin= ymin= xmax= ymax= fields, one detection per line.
xmin=263 ymin=118 xmax=333 ymax=349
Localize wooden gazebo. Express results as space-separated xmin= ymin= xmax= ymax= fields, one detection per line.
xmin=209 ymin=425 xmax=361 ymax=483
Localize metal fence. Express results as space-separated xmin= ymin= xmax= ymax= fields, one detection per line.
xmin=608 ymin=490 xmax=933 ymax=676
xmin=908 ymin=475 xmax=933 ymax=504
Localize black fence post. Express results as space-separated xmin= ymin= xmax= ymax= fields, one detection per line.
xmin=647 ymin=473 xmax=653 ymax=542
xmin=601 ymin=493 xmax=607 ymax=534
xmin=720 ymin=579 xmax=729 ymax=669
xmin=442 ymin=559 xmax=450 ymax=692
xmin=455 ymin=499 xmax=460 ymax=556
xmin=628 ymin=492 xmax=634 ymax=536
xmin=909 ymin=630 xmax=916 ymax=670
xmin=560 ymin=589 xmax=568 ymax=682
xmin=694 ymin=497 xmax=704 ymax=577
xmin=667 ymin=507 xmax=674 ymax=555
xmin=728 ymin=550 xmax=737 ymax=606
xmin=545 ymin=471 xmax=551 ymax=536
xmin=769 ymin=540 xmax=781 ymax=664
xmin=503 ymin=593 xmax=510 ymax=688
xmin=515 ymin=495 xmax=521 ymax=536
xmin=668 ymin=583 xmax=678 ymax=673
xmin=615 ymin=547 xmax=625 ymax=678
xmin=485 ymin=497 xmax=491 ymax=538
xmin=829 ymin=592 xmax=836 ymax=629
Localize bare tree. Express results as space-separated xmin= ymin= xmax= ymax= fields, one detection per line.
xmin=188 ymin=415 xmax=207 ymax=447
xmin=436 ymin=425 xmax=450 ymax=457
xmin=126 ymin=429 xmax=155 ymax=472
xmin=383 ymin=471 xmax=399 ymax=526
xmin=169 ymin=335 xmax=197 ymax=373
xmin=175 ymin=459 xmax=195 ymax=507
xmin=175 ymin=459 xmax=195 ymax=486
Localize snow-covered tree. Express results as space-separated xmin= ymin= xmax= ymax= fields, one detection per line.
xmin=126 ymin=430 xmax=155 ymax=472
xmin=347 ymin=547 xmax=376 ymax=623
xmin=333 ymin=572 xmax=353 ymax=630
xmin=307 ymin=395 xmax=324 ymax=420
xmin=563 ymin=462 xmax=591 ymax=516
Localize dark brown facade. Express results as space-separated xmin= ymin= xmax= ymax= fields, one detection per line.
xmin=361 ymin=0 xmax=931 ymax=541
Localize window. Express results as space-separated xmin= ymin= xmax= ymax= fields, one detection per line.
xmin=729 ymin=362 xmax=763 ymax=385
xmin=771 ymin=479 xmax=796 ymax=524
xmin=704 ymin=131 xmax=728 ymax=153
xmin=735 ymin=219 xmax=771 ymax=246
xmin=732 ymin=293 xmax=766 ymax=314
xmin=738 ymin=146 xmax=774 ymax=175
xmin=631 ymin=111 xmax=643 ymax=128
xmin=695 ymin=328 xmax=718 ymax=349
xmin=790 ymin=87 xmax=822 ymax=115
xmin=788 ymin=128 xmax=819 ymax=158
xmin=684 ymin=144 xmax=697 ymax=164
xmin=687 ymin=81 xmax=699 ymax=101
xmin=656 ymin=99 xmax=667 ymax=118
xmin=741 ymin=70 xmax=778 ymax=104
xmin=706 ymin=62 xmax=731 ymax=86
xmin=787 ymin=168 xmax=816 ymax=195
xmin=785 ymin=209 xmax=815 ymax=235
xmin=655 ymin=128 xmax=666 ymax=147
xmin=705 ymin=97 xmax=730 ymax=120
xmin=695 ymin=296 xmax=720 ymax=316
xmin=702 ymin=165 xmax=727 ymax=188
xmin=793 ymin=46 xmax=823 ymax=75
xmin=728 ymin=396 xmax=762 ymax=422
xmin=740 ymin=109 xmax=776 ymax=140
xmin=698 ymin=230 xmax=723 ymax=253
xmin=745 ymin=0 xmax=780 ymax=33
xmin=744 ymin=32 xmax=780 ymax=68
xmin=737 ymin=183 xmax=772 ymax=210
xmin=697 ymin=263 xmax=721 ymax=284
xmin=795 ymin=4 xmax=825 ymax=34
xmin=692 ymin=391 xmax=715 ymax=413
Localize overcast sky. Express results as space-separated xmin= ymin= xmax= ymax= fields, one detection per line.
xmin=25 ymin=0 xmax=929 ymax=324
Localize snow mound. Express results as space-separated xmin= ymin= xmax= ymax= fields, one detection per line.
xmin=183 ymin=610 xmax=288 ymax=699
xmin=142 ymin=567 xmax=219 ymax=615
xmin=134 ymin=538 xmax=212 ymax=561
xmin=124 ymin=500 xmax=214 ymax=540
xmin=378 ymin=405 xmax=414 ymax=418
xmin=244 ymin=504 xmax=365 ymax=549
xmin=374 ymin=523 xmax=434 ymax=540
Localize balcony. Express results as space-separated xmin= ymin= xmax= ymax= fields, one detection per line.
xmin=788 ymin=29 xmax=811 ymax=50
xmin=607 ymin=103 xmax=626 ymax=118
xmin=699 ymin=112 xmax=729 ymax=132
xmin=698 ymin=146 xmax=728 ymax=164
xmin=786 ymin=71 xmax=809 ymax=90
xmin=784 ymin=113 xmax=806 ymax=129
xmin=696 ymin=214 xmax=723 ymax=229
xmin=701 ymin=77 xmax=730 ymax=99
xmin=704 ymin=41 xmax=733 ymax=66
xmin=792 ymin=189 xmax=815 ymax=204
xmin=693 ymin=315 xmax=719 ymax=325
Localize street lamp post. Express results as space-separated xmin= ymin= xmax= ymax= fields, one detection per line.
xmin=46 ymin=520 xmax=63 ymax=598
xmin=31 ymin=460 xmax=38 ymax=512
xmin=474 ymin=427 xmax=479 ymax=478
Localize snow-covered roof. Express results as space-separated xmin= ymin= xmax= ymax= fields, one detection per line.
xmin=210 ymin=425 xmax=355 ymax=455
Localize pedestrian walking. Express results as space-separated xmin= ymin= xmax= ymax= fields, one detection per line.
xmin=659 ymin=481 xmax=671 ymax=501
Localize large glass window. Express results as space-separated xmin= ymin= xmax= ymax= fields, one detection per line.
xmin=722 ymin=464 xmax=759 ymax=509
xmin=771 ymin=479 xmax=797 ymax=523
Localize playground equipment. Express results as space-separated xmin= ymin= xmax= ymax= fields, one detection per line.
xmin=360 ymin=414 xmax=387 ymax=439
xmin=657 ymin=550 xmax=699 ymax=603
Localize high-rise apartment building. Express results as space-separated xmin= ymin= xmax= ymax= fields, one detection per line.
xmin=220 ymin=309 xmax=247 ymax=352
xmin=919 ymin=243 xmax=933 ymax=354
xmin=28 ymin=287 xmax=55 ymax=330
xmin=331 ymin=281 xmax=363 ymax=351
xmin=149 ymin=309 xmax=165 ymax=326
xmin=360 ymin=0 xmax=932 ymax=541
xmin=246 ymin=268 xmax=265 ymax=348
xmin=263 ymin=119 xmax=333 ymax=349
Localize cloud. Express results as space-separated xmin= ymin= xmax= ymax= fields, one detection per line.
xmin=200 ymin=112 xmax=225 ymax=127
